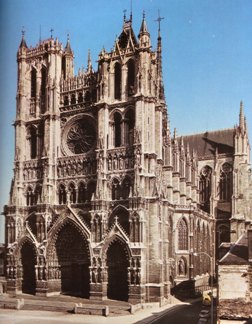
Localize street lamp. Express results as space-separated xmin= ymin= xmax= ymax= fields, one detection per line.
xmin=193 ymin=252 xmax=214 ymax=324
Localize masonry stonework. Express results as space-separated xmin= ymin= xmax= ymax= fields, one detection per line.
xmin=3 ymin=12 xmax=252 ymax=303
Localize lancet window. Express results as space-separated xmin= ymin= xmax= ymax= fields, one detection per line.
xmin=59 ymin=184 xmax=67 ymax=204
xmin=112 ymin=178 xmax=121 ymax=200
xmin=125 ymin=109 xmax=135 ymax=146
xmin=68 ymin=183 xmax=76 ymax=203
xmin=86 ymin=181 xmax=96 ymax=201
xmin=78 ymin=92 xmax=83 ymax=103
xmin=168 ymin=215 xmax=173 ymax=257
xmin=31 ymin=67 xmax=37 ymax=98
xmin=78 ymin=182 xmax=86 ymax=203
xmin=114 ymin=62 xmax=121 ymax=100
xmin=199 ymin=166 xmax=212 ymax=212
xmin=130 ymin=214 xmax=140 ymax=242
xmin=114 ymin=112 xmax=122 ymax=147
xmin=121 ymin=177 xmax=131 ymax=199
xmin=219 ymin=163 xmax=232 ymax=201
xmin=41 ymin=66 xmax=47 ymax=113
xmin=26 ymin=186 xmax=34 ymax=206
xmin=127 ymin=59 xmax=135 ymax=96
xmin=71 ymin=93 xmax=76 ymax=105
xmin=29 ymin=126 xmax=37 ymax=159
xmin=64 ymin=95 xmax=69 ymax=106
xmin=177 ymin=218 xmax=188 ymax=250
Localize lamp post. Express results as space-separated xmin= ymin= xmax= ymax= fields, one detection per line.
xmin=193 ymin=252 xmax=214 ymax=324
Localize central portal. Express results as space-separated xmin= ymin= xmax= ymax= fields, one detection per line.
xmin=107 ymin=240 xmax=129 ymax=301
xmin=55 ymin=223 xmax=90 ymax=297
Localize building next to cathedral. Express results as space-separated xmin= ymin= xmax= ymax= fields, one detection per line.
xmin=3 ymin=12 xmax=252 ymax=304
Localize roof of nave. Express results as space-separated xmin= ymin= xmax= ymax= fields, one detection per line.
xmin=219 ymin=232 xmax=249 ymax=265
xmin=181 ymin=128 xmax=235 ymax=158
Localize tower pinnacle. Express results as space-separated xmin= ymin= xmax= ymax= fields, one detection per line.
xmin=239 ymin=100 xmax=245 ymax=131
xmin=87 ymin=49 xmax=92 ymax=73
xmin=19 ymin=26 xmax=27 ymax=49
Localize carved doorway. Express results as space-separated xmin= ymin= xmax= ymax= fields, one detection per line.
xmin=107 ymin=240 xmax=129 ymax=301
xmin=21 ymin=241 xmax=36 ymax=294
xmin=55 ymin=223 xmax=90 ymax=297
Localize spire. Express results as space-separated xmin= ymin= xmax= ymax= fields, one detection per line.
xmin=138 ymin=11 xmax=150 ymax=49
xmin=139 ymin=11 xmax=148 ymax=34
xmin=239 ymin=100 xmax=245 ymax=132
xmin=19 ymin=27 xmax=28 ymax=49
xmin=87 ymin=49 xmax=92 ymax=73
xmin=130 ymin=0 xmax=133 ymax=22
xmin=155 ymin=10 xmax=165 ymax=101
xmin=64 ymin=34 xmax=73 ymax=54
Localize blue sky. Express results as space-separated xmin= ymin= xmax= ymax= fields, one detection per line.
xmin=0 ymin=0 xmax=251 ymax=243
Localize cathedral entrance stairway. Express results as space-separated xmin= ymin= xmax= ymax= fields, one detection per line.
xmin=0 ymin=294 xmax=133 ymax=316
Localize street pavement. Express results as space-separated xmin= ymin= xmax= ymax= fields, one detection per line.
xmin=0 ymin=298 xmax=206 ymax=324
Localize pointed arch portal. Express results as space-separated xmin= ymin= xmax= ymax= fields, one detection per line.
xmin=107 ymin=240 xmax=129 ymax=301
xmin=54 ymin=222 xmax=90 ymax=297
xmin=21 ymin=241 xmax=36 ymax=294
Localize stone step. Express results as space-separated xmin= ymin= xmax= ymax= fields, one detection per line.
xmin=0 ymin=295 xmax=132 ymax=316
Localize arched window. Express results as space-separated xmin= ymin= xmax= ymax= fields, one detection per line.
xmin=121 ymin=177 xmax=131 ymax=199
xmin=168 ymin=215 xmax=173 ymax=257
xmin=41 ymin=66 xmax=47 ymax=113
xmin=130 ymin=214 xmax=140 ymax=242
xmin=85 ymin=91 xmax=91 ymax=102
xmin=112 ymin=178 xmax=121 ymax=200
xmin=37 ymin=123 xmax=44 ymax=157
xmin=86 ymin=181 xmax=96 ymax=201
xmin=78 ymin=182 xmax=86 ymax=203
xmin=127 ymin=59 xmax=135 ymax=96
xmin=26 ymin=186 xmax=34 ymax=206
xmin=59 ymin=184 xmax=67 ymax=204
xmin=114 ymin=112 xmax=122 ymax=147
xmin=125 ymin=109 xmax=135 ymax=146
xmin=199 ymin=166 xmax=212 ymax=212
xmin=219 ymin=163 xmax=232 ymax=201
xmin=71 ymin=93 xmax=76 ymax=105
xmin=69 ymin=183 xmax=76 ymax=204
xmin=78 ymin=92 xmax=83 ymax=103
xmin=34 ymin=184 xmax=41 ymax=205
xmin=31 ymin=68 xmax=37 ymax=98
xmin=29 ymin=126 xmax=37 ymax=159
xmin=195 ymin=221 xmax=201 ymax=275
xmin=178 ymin=218 xmax=188 ymax=250
xmin=114 ymin=62 xmax=121 ymax=100
xmin=64 ymin=95 xmax=69 ymax=106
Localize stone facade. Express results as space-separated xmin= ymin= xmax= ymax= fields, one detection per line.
xmin=218 ymin=229 xmax=252 ymax=322
xmin=3 ymin=13 xmax=252 ymax=303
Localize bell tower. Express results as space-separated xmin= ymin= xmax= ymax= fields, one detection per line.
xmin=10 ymin=31 xmax=63 ymax=223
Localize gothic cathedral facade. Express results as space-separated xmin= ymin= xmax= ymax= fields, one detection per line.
xmin=4 ymin=13 xmax=252 ymax=303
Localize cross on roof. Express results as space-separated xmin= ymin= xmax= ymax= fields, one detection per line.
xmin=21 ymin=26 xmax=25 ymax=38
xmin=155 ymin=10 xmax=164 ymax=32
xmin=50 ymin=28 xmax=54 ymax=38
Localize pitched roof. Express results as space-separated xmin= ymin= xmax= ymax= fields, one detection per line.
xmin=118 ymin=20 xmax=138 ymax=50
xmin=219 ymin=233 xmax=249 ymax=265
xmin=182 ymin=128 xmax=235 ymax=158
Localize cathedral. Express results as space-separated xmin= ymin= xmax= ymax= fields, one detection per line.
xmin=3 ymin=12 xmax=252 ymax=304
